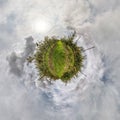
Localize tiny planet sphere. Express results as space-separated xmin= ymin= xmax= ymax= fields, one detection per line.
xmin=27 ymin=32 xmax=84 ymax=83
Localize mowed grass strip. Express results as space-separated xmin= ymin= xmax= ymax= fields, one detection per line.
xmin=44 ymin=40 xmax=75 ymax=79
xmin=49 ymin=41 xmax=66 ymax=78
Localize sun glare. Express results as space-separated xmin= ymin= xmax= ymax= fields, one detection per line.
xmin=32 ymin=19 xmax=51 ymax=33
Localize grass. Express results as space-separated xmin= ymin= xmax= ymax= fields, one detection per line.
xmin=45 ymin=40 xmax=74 ymax=78
xmin=27 ymin=32 xmax=84 ymax=83
xmin=50 ymin=41 xmax=66 ymax=77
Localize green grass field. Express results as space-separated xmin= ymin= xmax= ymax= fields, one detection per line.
xmin=28 ymin=33 xmax=84 ymax=82
xmin=45 ymin=40 xmax=74 ymax=78
xmin=50 ymin=41 xmax=66 ymax=77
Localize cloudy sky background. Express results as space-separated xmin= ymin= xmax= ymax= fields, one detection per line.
xmin=0 ymin=0 xmax=120 ymax=120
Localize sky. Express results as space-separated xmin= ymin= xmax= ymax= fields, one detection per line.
xmin=0 ymin=0 xmax=120 ymax=120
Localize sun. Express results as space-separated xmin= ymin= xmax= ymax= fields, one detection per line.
xmin=32 ymin=19 xmax=51 ymax=33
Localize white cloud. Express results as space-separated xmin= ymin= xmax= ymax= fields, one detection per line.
xmin=0 ymin=0 xmax=120 ymax=120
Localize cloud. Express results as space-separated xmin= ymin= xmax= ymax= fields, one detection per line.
xmin=7 ymin=36 xmax=35 ymax=77
xmin=0 ymin=0 xmax=120 ymax=120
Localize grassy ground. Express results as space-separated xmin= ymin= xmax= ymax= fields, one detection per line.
xmin=45 ymin=40 xmax=74 ymax=78
xmin=50 ymin=41 xmax=66 ymax=77
xmin=28 ymin=33 xmax=84 ymax=83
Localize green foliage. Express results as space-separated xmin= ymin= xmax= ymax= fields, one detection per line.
xmin=50 ymin=41 xmax=66 ymax=77
xmin=27 ymin=32 xmax=84 ymax=83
